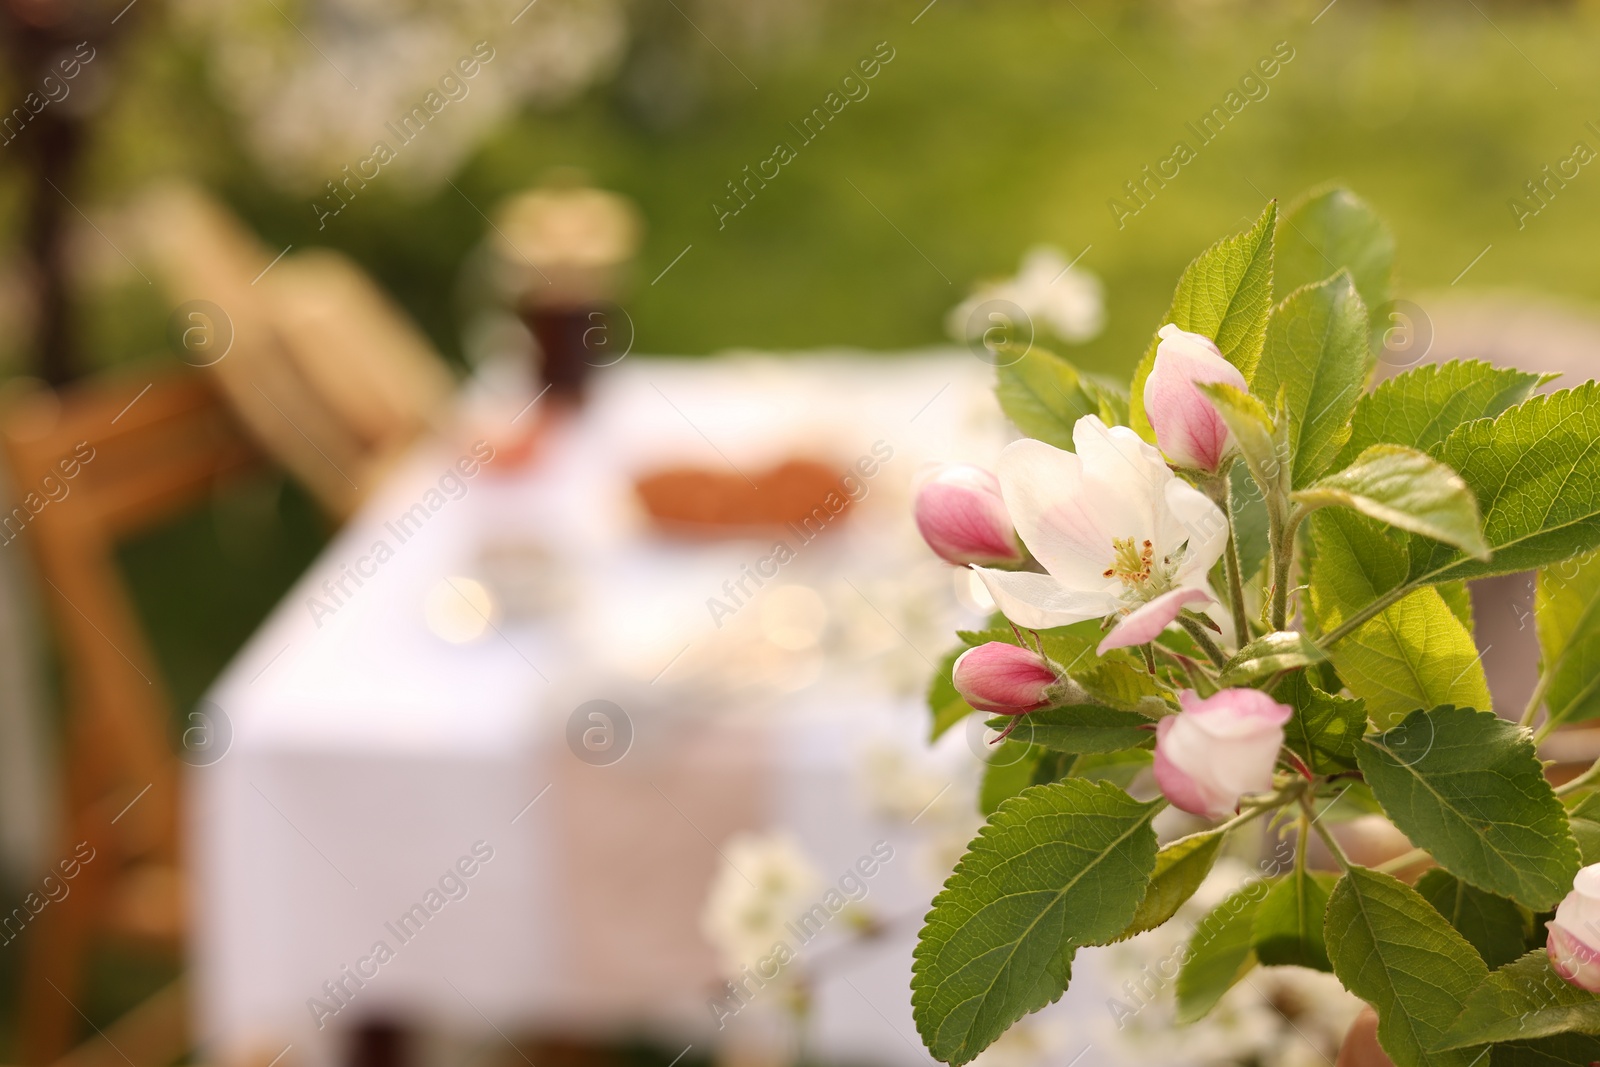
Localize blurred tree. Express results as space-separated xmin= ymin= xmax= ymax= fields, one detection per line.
xmin=0 ymin=0 xmax=130 ymax=382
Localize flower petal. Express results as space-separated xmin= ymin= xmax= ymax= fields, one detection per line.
xmin=973 ymin=566 xmax=1119 ymax=630
xmin=1153 ymin=717 xmax=1233 ymax=819
xmin=1176 ymin=688 xmax=1295 ymax=737
xmin=1097 ymin=587 xmax=1215 ymax=655
xmin=1073 ymin=416 xmax=1170 ymax=545
xmin=1161 ymin=478 xmax=1230 ymax=584
xmin=994 ymin=438 xmax=1119 ymax=590
xmin=1144 ymin=325 xmax=1246 ymax=472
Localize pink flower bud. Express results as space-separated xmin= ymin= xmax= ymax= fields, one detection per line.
xmin=1153 ymin=688 xmax=1291 ymax=819
xmin=1549 ymin=865 xmax=1600 ymax=992
xmin=952 ymin=642 xmax=1060 ymax=715
xmin=1143 ymin=324 xmax=1248 ymax=473
xmin=913 ymin=463 xmax=1024 ymax=567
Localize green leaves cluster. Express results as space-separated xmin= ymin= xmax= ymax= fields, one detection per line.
xmin=916 ymin=184 xmax=1600 ymax=1067
xmin=911 ymin=781 xmax=1161 ymax=1065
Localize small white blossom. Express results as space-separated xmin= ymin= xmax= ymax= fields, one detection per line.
xmin=700 ymin=831 xmax=822 ymax=975
xmin=947 ymin=245 xmax=1105 ymax=346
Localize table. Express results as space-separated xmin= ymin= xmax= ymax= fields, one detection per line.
xmin=190 ymin=350 xmax=1080 ymax=1067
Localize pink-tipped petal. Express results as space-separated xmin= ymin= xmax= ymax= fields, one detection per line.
xmin=1097 ymin=587 xmax=1215 ymax=655
xmin=1153 ymin=717 xmax=1231 ymax=818
xmin=1177 ymin=687 xmax=1296 ymax=734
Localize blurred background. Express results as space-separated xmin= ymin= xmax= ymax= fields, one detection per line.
xmin=1 ymin=1 xmax=1599 ymax=1067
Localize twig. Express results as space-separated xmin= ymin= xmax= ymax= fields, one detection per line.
xmin=1373 ymin=846 xmax=1431 ymax=874
xmin=1300 ymin=796 xmax=1352 ymax=869
xmin=1203 ymin=472 xmax=1251 ymax=650
xmin=1177 ymin=613 xmax=1229 ymax=669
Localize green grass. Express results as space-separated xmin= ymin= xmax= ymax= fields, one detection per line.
xmin=41 ymin=0 xmax=1600 ymax=384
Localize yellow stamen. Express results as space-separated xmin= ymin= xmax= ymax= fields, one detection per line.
xmin=1108 ymin=536 xmax=1156 ymax=586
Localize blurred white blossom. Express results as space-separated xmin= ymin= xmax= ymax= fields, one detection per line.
xmin=700 ymin=831 xmax=823 ymax=975
xmin=1093 ymin=858 xmax=1363 ymax=1067
xmin=859 ymin=742 xmax=958 ymax=824
xmin=857 ymin=739 xmax=982 ymax=885
xmin=174 ymin=0 xmax=626 ymax=190
xmin=967 ymin=1015 xmax=1072 ymax=1067
xmin=947 ymin=245 xmax=1105 ymax=347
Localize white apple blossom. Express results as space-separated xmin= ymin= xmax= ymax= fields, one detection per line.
xmin=972 ymin=416 xmax=1228 ymax=654
xmin=947 ymin=245 xmax=1105 ymax=346
xmin=700 ymin=831 xmax=822 ymax=975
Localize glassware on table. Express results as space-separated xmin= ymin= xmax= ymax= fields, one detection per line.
xmin=491 ymin=172 xmax=643 ymax=404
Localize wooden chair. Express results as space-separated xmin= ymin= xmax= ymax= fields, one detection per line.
xmin=134 ymin=183 xmax=453 ymax=520
xmin=0 ymin=369 xmax=260 ymax=1066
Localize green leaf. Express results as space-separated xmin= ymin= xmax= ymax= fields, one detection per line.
xmin=1416 ymin=868 xmax=1532 ymax=970
xmin=1439 ymin=580 xmax=1476 ymax=631
xmin=1490 ymin=1032 xmax=1600 ymax=1066
xmin=1077 ymin=661 xmax=1172 ymax=714
xmin=1435 ymin=950 xmax=1600 ymax=1049
xmin=996 ymin=347 xmax=1125 ymax=449
xmin=911 ymin=781 xmax=1162 ymax=1065
xmin=1252 ymin=270 xmax=1370 ymax=487
xmin=1536 ymin=550 xmax=1600 ymax=726
xmin=1199 ymin=382 xmax=1290 ymax=506
xmin=1570 ymin=792 xmax=1600 ymax=821
xmin=1231 ymin=460 xmax=1271 ymax=581
xmin=1069 ymin=747 xmax=1152 ymax=788
xmin=1295 ymin=444 xmax=1491 ymax=560
xmin=1310 ymin=510 xmax=1490 ymax=727
xmin=1333 ymin=587 xmax=1487 ymax=727
xmin=1324 ymin=867 xmax=1489 ymax=1067
xmin=929 ymin=647 xmax=976 ymax=741
xmin=1115 ymin=829 xmax=1224 ymax=942
xmin=1254 ymin=867 xmax=1336 ymax=971
xmin=979 ymin=741 xmax=1048 ymax=817
xmin=1276 ymin=185 xmax=1394 ymax=319
xmin=1407 ymin=383 xmax=1600 ymax=589
xmin=1176 ymin=881 xmax=1270 ymax=1024
xmin=1357 ymin=706 xmax=1581 ymax=911
xmin=1333 ymin=359 xmax=1550 ymax=471
xmin=1217 ymin=631 xmax=1326 ymax=686
xmin=1279 ymin=671 xmax=1367 ymax=774
xmin=987 ymin=706 xmax=1155 ymax=755
xmin=1130 ymin=202 xmax=1276 ymax=439
xmin=1570 ymin=817 xmax=1600 ymax=865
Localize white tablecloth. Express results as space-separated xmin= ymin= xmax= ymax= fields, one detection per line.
xmin=190 ymin=350 xmax=1097 ymax=1067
